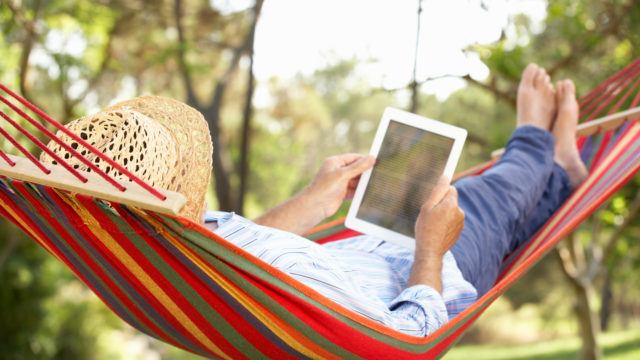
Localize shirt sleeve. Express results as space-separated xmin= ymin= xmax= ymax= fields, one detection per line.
xmin=385 ymin=284 xmax=449 ymax=337
xmin=203 ymin=211 xmax=235 ymax=225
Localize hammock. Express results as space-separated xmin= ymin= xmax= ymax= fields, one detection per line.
xmin=0 ymin=60 xmax=639 ymax=360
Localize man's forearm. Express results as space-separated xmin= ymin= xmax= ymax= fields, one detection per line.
xmin=407 ymin=253 xmax=443 ymax=294
xmin=254 ymin=188 xmax=326 ymax=235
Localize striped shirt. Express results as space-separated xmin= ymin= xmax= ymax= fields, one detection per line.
xmin=204 ymin=211 xmax=477 ymax=337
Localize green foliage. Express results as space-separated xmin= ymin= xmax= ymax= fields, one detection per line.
xmin=0 ymin=223 xmax=118 ymax=359
xmin=1 ymin=0 xmax=639 ymax=358
xmin=0 ymin=229 xmax=55 ymax=359
xmin=459 ymin=0 xmax=640 ymax=346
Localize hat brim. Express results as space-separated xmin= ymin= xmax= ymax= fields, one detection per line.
xmin=106 ymin=96 xmax=213 ymax=221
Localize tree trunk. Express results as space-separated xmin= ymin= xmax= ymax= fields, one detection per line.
xmin=571 ymin=280 xmax=602 ymax=360
xmin=204 ymin=87 xmax=236 ymax=211
xmin=173 ymin=0 xmax=265 ymax=211
xmin=11 ymin=0 xmax=43 ymax=107
xmin=408 ymin=0 xmax=423 ymax=113
xmin=556 ymin=238 xmax=603 ymax=360
xmin=237 ymin=0 xmax=263 ymax=215
xmin=599 ymin=270 xmax=613 ymax=332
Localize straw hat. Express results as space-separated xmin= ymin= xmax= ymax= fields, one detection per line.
xmin=40 ymin=96 xmax=213 ymax=222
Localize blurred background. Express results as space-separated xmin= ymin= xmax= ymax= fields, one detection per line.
xmin=0 ymin=0 xmax=639 ymax=359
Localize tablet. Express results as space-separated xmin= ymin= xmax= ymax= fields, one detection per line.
xmin=345 ymin=107 xmax=467 ymax=249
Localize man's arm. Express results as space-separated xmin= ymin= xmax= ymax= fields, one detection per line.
xmin=409 ymin=176 xmax=465 ymax=293
xmin=253 ymin=188 xmax=326 ymax=235
xmin=377 ymin=177 xmax=466 ymax=337
xmin=255 ymin=154 xmax=374 ymax=235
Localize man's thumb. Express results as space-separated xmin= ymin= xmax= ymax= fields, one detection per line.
xmin=423 ymin=175 xmax=451 ymax=209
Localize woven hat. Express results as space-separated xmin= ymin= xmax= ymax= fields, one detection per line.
xmin=40 ymin=96 xmax=213 ymax=222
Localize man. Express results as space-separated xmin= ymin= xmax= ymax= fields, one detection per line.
xmin=203 ymin=63 xmax=587 ymax=336
xmin=45 ymin=63 xmax=587 ymax=337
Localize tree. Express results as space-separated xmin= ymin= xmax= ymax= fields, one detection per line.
xmin=174 ymin=0 xmax=264 ymax=213
xmin=0 ymin=1 xmax=268 ymax=357
xmin=458 ymin=0 xmax=640 ymax=358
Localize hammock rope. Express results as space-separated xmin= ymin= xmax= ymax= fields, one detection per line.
xmin=0 ymin=60 xmax=639 ymax=359
xmin=0 ymin=83 xmax=165 ymax=199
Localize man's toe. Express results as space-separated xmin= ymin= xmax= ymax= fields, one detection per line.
xmin=533 ymin=68 xmax=547 ymax=88
xmin=565 ymin=79 xmax=575 ymax=95
xmin=521 ymin=63 xmax=538 ymax=86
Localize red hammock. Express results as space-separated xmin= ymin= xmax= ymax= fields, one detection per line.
xmin=0 ymin=60 xmax=639 ymax=359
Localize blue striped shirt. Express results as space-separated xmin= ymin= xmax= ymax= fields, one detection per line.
xmin=204 ymin=211 xmax=477 ymax=337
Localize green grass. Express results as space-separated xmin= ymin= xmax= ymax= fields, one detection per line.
xmin=446 ymin=329 xmax=640 ymax=360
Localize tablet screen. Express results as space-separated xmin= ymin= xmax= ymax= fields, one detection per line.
xmin=356 ymin=120 xmax=455 ymax=238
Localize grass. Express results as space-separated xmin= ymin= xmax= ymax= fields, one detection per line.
xmin=446 ymin=329 xmax=640 ymax=360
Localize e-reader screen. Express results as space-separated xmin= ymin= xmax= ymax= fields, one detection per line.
xmin=356 ymin=120 xmax=455 ymax=238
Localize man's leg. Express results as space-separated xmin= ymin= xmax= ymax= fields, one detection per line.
xmin=510 ymin=163 xmax=572 ymax=250
xmin=450 ymin=126 xmax=558 ymax=295
xmin=451 ymin=77 xmax=587 ymax=296
xmin=512 ymin=79 xmax=589 ymax=246
xmin=512 ymin=79 xmax=588 ymax=253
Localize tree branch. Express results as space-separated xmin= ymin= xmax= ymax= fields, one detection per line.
xmin=202 ymin=0 xmax=266 ymax=211
xmin=408 ymin=0 xmax=423 ymax=113
xmin=5 ymin=0 xmax=43 ymax=106
xmin=546 ymin=1 xmax=630 ymax=77
xmin=196 ymin=38 xmax=241 ymax=51
xmin=174 ymin=0 xmax=200 ymax=107
xmin=383 ymin=73 xmax=467 ymax=93
xmin=570 ymin=230 xmax=587 ymax=273
xmin=602 ymin=190 xmax=640 ymax=261
xmin=66 ymin=14 xmax=128 ymax=111
xmin=463 ymin=74 xmax=517 ymax=108
xmin=556 ymin=238 xmax=581 ymax=286
xmin=585 ymin=209 xmax=606 ymax=281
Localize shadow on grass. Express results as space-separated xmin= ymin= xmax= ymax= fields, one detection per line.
xmin=604 ymin=335 xmax=640 ymax=357
xmin=499 ymin=335 xmax=640 ymax=360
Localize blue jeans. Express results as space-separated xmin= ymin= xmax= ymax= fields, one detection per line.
xmin=450 ymin=126 xmax=573 ymax=295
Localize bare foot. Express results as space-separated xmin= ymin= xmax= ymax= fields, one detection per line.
xmin=553 ymin=79 xmax=588 ymax=189
xmin=517 ymin=63 xmax=556 ymax=130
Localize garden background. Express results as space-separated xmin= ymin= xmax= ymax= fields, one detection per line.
xmin=0 ymin=0 xmax=639 ymax=358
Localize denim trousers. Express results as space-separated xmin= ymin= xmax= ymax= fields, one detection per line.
xmin=450 ymin=126 xmax=573 ymax=295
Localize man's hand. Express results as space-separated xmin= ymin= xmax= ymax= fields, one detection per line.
xmin=408 ymin=176 xmax=465 ymax=293
xmin=306 ymin=154 xmax=375 ymax=220
xmin=415 ymin=176 xmax=465 ymax=258
xmin=254 ymin=153 xmax=374 ymax=235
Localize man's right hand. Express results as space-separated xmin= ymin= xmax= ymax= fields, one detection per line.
xmin=408 ymin=176 xmax=464 ymax=292
xmin=414 ymin=176 xmax=465 ymax=259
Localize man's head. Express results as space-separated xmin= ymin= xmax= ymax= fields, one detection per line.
xmin=40 ymin=96 xmax=213 ymax=222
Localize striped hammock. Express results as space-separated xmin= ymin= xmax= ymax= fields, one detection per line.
xmin=0 ymin=60 xmax=639 ymax=359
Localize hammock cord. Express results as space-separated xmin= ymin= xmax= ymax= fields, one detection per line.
xmin=0 ymin=83 xmax=166 ymax=200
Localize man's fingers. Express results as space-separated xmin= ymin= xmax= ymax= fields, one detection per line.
xmin=439 ymin=187 xmax=460 ymax=209
xmin=423 ymin=175 xmax=451 ymax=209
xmin=440 ymin=188 xmax=464 ymax=221
xmin=433 ymin=186 xmax=456 ymax=209
xmin=343 ymin=155 xmax=375 ymax=177
xmin=335 ymin=153 xmax=365 ymax=166
xmin=448 ymin=187 xmax=459 ymax=207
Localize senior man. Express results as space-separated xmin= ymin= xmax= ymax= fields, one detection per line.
xmin=203 ymin=64 xmax=588 ymax=336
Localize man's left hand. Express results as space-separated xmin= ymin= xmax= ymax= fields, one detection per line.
xmin=305 ymin=153 xmax=375 ymax=220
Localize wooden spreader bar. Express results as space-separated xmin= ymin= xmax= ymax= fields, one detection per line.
xmin=0 ymin=82 xmax=186 ymax=216
xmin=490 ymin=106 xmax=640 ymax=160
xmin=0 ymin=154 xmax=186 ymax=216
